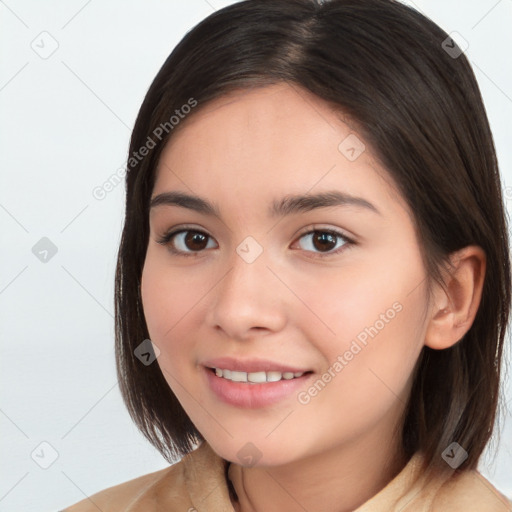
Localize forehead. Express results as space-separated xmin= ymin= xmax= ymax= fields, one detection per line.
xmin=161 ymin=83 xmax=352 ymax=161
xmin=153 ymin=83 xmax=410 ymax=221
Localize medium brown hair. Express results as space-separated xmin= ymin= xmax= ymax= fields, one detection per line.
xmin=114 ymin=0 xmax=511 ymax=485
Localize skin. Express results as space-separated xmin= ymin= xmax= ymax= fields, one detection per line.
xmin=140 ymin=83 xmax=485 ymax=512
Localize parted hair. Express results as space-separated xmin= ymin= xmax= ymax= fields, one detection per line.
xmin=114 ymin=0 xmax=511 ymax=487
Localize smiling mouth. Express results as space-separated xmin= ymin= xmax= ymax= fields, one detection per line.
xmin=207 ymin=367 xmax=314 ymax=384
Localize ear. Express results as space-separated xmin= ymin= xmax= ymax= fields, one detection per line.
xmin=424 ymin=245 xmax=486 ymax=350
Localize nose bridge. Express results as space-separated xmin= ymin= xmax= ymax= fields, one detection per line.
xmin=222 ymin=236 xmax=273 ymax=310
xmin=208 ymin=236 xmax=285 ymax=336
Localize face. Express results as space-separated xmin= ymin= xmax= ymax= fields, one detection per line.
xmin=141 ymin=83 xmax=433 ymax=468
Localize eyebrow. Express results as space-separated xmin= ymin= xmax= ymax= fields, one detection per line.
xmin=149 ymin=190 xmax=381 ymax=218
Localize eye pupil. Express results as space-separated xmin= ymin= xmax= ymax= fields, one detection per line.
xmin=313 ymin=232 xmax=337 ymax=252
xmin=185 ymin=231 xmax=208 ymax=251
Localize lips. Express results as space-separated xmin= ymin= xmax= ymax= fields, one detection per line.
xmin=203 ymin=365 xmax=314 ymax=408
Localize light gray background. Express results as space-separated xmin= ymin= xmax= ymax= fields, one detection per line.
xmin=1 ymin=1 xmax=511 ymax=511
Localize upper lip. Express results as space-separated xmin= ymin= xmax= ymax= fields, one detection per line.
xmin=202 ymin=357 xmax=312 ymax=374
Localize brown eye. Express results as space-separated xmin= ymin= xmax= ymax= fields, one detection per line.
xmin=182 ymin=231 xmax=209 ymax=251
xmin=295 ymin=229 xmax=353 ymax=257
xmin=157 ymin=229 xmax=217 ymax=257
xmin=311 ymin=232 xmax=337 ymax=252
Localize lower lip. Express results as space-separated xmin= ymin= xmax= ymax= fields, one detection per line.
xmin=203 ymin=366 xmax=313 ymax=409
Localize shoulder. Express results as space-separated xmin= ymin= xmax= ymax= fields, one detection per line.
xmin=433 ymin=469 xmax=512 ymax=511
xmin=61 ymin=450 xmax=197 ymax=512
xmin=61 ymin=441 xmax=230 ymax=512
xmin=358 ymin=452 xmax=512 ymax=512
xmin=61 ymin=463 xmax=182 ymax=512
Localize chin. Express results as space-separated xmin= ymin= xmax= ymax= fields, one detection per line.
xmin=208 ymin=438 xmax=297 ymax=468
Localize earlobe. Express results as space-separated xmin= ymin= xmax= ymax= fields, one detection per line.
xmin=424 ymin=245 xmax=486 ymax=350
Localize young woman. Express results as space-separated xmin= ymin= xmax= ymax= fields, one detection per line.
xmin=64 ymin=0 xmax=512 ymax=510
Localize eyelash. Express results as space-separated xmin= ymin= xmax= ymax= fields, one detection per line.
xmin=156 ymin=224 xmax=356 ymax=259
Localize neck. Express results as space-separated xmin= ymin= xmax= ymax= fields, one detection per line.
xmin=227 ymin=429 xmax=407 ymax=512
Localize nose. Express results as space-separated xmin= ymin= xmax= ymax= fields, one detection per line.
xmin=206 ymin=245 xmax=287 ymax=341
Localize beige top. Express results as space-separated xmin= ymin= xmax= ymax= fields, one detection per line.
xmin=63 ymin=441 xmax=512 ymax=511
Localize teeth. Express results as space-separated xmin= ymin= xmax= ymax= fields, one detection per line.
xmin=248 ymin=371 xmax=267 ymax=383
xmin=213 ymin=368 xmax=305 ymax=383
xmin=266 ymin=371 xmax=283 ymax=382
xmin=230 ymin=371 xmax=247 ymax=382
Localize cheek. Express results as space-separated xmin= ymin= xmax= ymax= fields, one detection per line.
xmin=292 ymin=247 xmax=427 ymax=407
xmin=140 ymin=249 xmax=216 ymax=376
xmin=291 ymin=253 xmax=424 ymax=351
xmin=292 ymin=292 xmax=426 ymax=449
xmin=140 ymin=257 xmax=199 ymax=406
xmin=141 ymin=247 xmax=196 ymax=337
xmin=141 ymin=252 xmax=188 ymax=354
